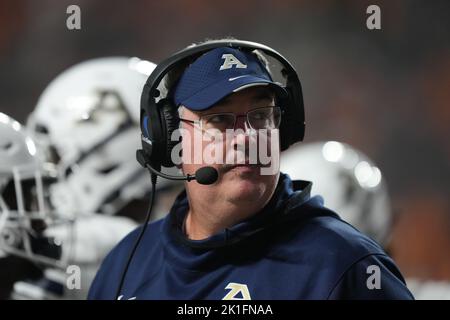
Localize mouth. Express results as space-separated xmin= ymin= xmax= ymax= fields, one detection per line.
xmin=221 ymin=163 xmax=261 ymax=174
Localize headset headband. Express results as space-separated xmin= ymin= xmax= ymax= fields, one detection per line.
xmin=145 ymin=40 xmax=301 ymax=101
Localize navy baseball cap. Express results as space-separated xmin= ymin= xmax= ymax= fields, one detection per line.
xmin=173 ymin=47 xmax=287 ymax=111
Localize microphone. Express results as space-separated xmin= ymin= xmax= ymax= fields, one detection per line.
xmin=136 ymin=150 xmax=218 ymax=185
xmin=194 ymin=166 xmax=219 ymax=185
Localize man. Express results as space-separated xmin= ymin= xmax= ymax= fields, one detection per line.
xmin=88 ymin=41 xmax=414 ymax=300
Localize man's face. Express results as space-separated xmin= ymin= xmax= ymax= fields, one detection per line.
xmin=180 ymin=86 xmax=280 ymax=206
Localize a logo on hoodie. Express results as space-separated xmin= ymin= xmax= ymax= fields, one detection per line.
xmin=222 ymin=282 xmax=251 ymax=300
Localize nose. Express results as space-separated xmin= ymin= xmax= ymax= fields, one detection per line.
xmin=231 ymin=116 xmax=251 ymax=154
xmin=234 ymin=115 xmax=250 ymax=131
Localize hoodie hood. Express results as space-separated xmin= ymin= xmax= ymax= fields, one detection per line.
xmin=160 ymin=173 xmax=321 ymax=271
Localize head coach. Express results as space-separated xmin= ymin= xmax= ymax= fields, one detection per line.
xmin=88 ymin=39 xmax=414 ymax=300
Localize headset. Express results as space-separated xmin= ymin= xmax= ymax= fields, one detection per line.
xmin=117 ymin=39 xmax=306 ymax=299
xmin=138 ymin=39 xmax=305 ymax=173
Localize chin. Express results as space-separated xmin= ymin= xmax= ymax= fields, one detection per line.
xmin=222 ymin=170 xmax=266 ymax=203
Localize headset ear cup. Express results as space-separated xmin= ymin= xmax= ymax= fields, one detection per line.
xmin=279 ymin=83 xmax=304 ymax=151
xmin=140 ymin=111 xmax=152 ymax=156
xmin=159 ymin=99 xmax=180 ymax=167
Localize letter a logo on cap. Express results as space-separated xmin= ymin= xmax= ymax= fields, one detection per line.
xmin=219 ymin=54 xmax=247 ymax=70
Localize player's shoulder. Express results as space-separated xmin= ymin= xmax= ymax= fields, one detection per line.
xmin=111 ymin=217 xmax=165 ymax=257
xmin=88 ymin=218 xmax=165 ymax=299
xmin=91 ymin=217 xmax=165 ymax=278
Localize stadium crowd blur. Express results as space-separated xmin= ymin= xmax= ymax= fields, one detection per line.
xmin=1 ymin=0 xmax=449 ymax=287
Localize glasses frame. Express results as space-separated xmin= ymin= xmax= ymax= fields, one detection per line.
xmin=179 ymin=106 xmax=282 ymax=132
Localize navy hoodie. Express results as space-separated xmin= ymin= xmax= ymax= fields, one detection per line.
xmin=88 ymin=174 xmax=414 ymax=300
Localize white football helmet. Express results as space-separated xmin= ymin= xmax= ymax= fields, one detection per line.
xmin=281 ymin=141 xmax=391 ymax=245
xmin=0 ymin=113 xmax=139 ymax=299
xmin=11 ymin=214 xmax=137 ymax=300
xmin=0 ymin=112 xmax=70 ymax=268
xmin=406 ymin=279 xmax=450 ymax=300
xmin=26 ymin=57 xmax=176 ymax=217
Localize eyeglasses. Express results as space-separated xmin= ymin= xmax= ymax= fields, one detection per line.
xmin=179 ymin=106 xmax=282 ymax=132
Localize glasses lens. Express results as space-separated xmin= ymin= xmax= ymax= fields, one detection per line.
xmin=201 ymin=114 xmax=235 ymax=132
xmin=248 ymin=107 xmax=281 ymax=130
